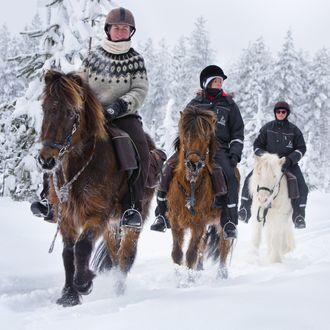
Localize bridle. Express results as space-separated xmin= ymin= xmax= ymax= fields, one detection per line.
xmin=181 ymin=144 xmax=210 ymax=215
xmin=183 ymin=147 xmax=209 ymax=175
xmin=256 ymin=173 xmax=284 ymax=223
xmin=41 ymin=112 xmax=80 ymax=159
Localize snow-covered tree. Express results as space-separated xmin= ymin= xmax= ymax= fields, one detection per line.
xmin=1 ymin=0 xmax=114 ymax=200
xmin=227 ymin=38 xmax=273 ymax=175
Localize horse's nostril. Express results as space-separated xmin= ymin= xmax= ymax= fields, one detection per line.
xmin=38 ymin=155 xmax=56 ymax=170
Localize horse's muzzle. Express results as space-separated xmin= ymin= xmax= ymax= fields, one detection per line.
xmin=38 ymin=154 xmax=56 ymax=170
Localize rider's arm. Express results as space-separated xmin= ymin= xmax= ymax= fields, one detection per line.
xmin=287 ymin=126 xmax=306 ymax=165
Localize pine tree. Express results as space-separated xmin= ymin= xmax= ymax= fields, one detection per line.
xmin=227 ymin=38 xmax=273 ymax=175
xmin=1 ymin=0 xmax=113 ymax=200
xmin=186 ymin=16 xmax=214 ymax=94
xmin=302 ymin=48 xmax=330 ymax=191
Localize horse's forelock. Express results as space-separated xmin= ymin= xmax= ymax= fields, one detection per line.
xmin=180 ymin=107 xmax=216 ymax=141
xmin=44 ymin=72 xmax=84 ymax=111
xmin=43 ymin=71 xmax=107 ymax=140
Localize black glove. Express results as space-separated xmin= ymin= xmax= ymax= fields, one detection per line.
xmin=105 ymin=99 xmax=128 ymax=121
xmin=229 ymin=154 xmax=239 ymax=167
xmin=281 ymin=157 xmax=292 ymax=173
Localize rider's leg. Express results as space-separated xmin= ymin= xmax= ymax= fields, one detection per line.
xmin=150 ymin=153 xmax=178 ymax=232
xmin=211 ymin=165 xmax=227 ymax=208
xmin=238 ymin=171 xmax=253 ymax=223
xmin=215 ymin=150 xmax=238 ymax=240
xmin=290 ymin=165 xmax=308 ymax=229
xmin=113 ymin=116 xmax=150 ymax=228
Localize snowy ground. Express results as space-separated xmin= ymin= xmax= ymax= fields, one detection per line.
xmin=1 ymin=191 xmax=330 ymax=330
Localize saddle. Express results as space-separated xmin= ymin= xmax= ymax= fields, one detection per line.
xmin=286 ymin=171 xmax=300 ymax=199
xmin=108 ymin=124 xmax=166 ymax=188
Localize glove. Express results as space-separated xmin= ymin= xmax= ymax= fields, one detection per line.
xmin=229 ymin=154 xmax=239 ymax=167
xmin=105 ymin=99 xmax=128 ymax=121
xmin=281 ymin=157 xmax=292 ymax=173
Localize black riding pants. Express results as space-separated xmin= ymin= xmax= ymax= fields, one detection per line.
xmin=214 ymin=149 xmax=239 ymax=225
xmin=113 ymin=116 xmax=150 ymax=212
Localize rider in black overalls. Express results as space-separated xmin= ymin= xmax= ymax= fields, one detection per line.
xmin=238 ymin=101 xmax=308 ymax=229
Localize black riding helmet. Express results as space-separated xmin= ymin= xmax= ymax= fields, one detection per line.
xmin=104 ymin=7 xmax=136 ymax=40
xmin=200 ymin=65 xmax=227 ymax=89
xmin=274 ymin=101 xmax=290 ymax=118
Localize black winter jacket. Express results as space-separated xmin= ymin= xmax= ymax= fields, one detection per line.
xmin=254 ymin=119 xmax=306 ymax=165
xmin=187 ymin=90 xmax=244 ymax=161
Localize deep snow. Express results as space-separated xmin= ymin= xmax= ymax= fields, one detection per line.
xmin=1 ymin=191 xmax=330 ymax=330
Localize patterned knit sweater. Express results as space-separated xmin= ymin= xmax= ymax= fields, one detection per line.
xmin=78 ymin=39 xmax=149 ymax=118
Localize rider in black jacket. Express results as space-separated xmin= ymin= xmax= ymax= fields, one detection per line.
xmin=238 ymin=101 xmax=308 ymax=228
xmin=150 ymin=65 xmax=244 ymax=239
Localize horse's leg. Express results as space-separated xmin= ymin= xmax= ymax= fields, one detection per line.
xmin=186 ymin=226 xmax=205 ymax=269
xmin=111 ymin=228 xmax=141 ymax=295
xmin=118 ymin=228 xmax=141 ymax=273
xmin=73 ymin=221 xmax=102 ymax=295
xmin=217 ymin=227 xmax=231 ymax=279
xmin=56 ymin=236 xmax=81 ymax=307
xmin=103 ymin=225 xmax=120 ymax=267
xmin=251 ymin=217 xmax=263 ymax=252
xmin=171 ymin=225 xmax=184 ymax=265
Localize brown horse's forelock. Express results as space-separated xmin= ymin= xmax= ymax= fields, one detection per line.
xmin=178 ymin=107 xmax=218 ymax=159
xmin=180 ymin=106 xmax=216 ymax=141
xmin=43 ymin=72 xmax=107 ymax=140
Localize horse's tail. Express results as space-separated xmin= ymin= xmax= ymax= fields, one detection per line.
xmin=91 ymin=240 xmax=113 ymax=273
xmin=204 ymin=225 xmax=220 ymax=261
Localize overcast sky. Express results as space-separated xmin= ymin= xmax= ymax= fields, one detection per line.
xmin=1 ymin=0 xmax=329 ymax=66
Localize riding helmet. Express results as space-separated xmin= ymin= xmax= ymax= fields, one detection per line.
xmin=200 ymin=65 xmax=227 ymax=89
xmin=274 ymin=101 xmax=290 ymax=116
xmin=104 ymin=7 xmax=136 ymax=38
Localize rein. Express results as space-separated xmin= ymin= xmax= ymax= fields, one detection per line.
xmin=48 ymin=138 xmax=96 ymax=253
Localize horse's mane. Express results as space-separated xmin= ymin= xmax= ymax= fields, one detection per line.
xmin=43 ymin=70 xmax=107 ymax=140
xmin=176 ymin=106 xmax=218 ymax=157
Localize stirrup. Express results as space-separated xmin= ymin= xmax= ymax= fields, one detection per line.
xmin=120 ymin=208 xmax=143 ymax=229
xmin=30 ymin=198 xmax=51 ymax=218
xmin=223 ymin=221 xmax=237 ymax=240
xmin=150 ymin=215 xmax=170 ymax=232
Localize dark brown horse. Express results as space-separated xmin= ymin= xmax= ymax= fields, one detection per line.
xmin=167 ymin=106 xmax=233 ymax=278
xmin=39 ymin=70 xmax=155 ymax=306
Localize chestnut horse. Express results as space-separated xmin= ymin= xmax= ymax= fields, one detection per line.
xmin=167 ymin=107 xmax=233 ymax=278
xmin=39 ymin=70 xmax=155 ymax=306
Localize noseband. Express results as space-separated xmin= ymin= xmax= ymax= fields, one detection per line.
xmin=183 ymin=148 xmax=209 ymax=174
xmin=42 ymin=112 xmax=80 ymax=158
xmin=256 ymin=173 xmax=284 ymax=223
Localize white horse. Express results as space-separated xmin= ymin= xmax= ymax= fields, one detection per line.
xmin=249 ymin=153 xmax=295 ymax=262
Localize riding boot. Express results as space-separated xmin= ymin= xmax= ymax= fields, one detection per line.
xmin=150 ymin=191 xmax=171 ymax=232
xmin=211 ymin=165 xmax=227 ymax=208
xmin=221 ymin=206 xmax=238 ymax=240
xmin=30 ymin=173 xmax=55 ymax=223
xmin=150 ymin=155 xmax=177 ymax=232
xmin=121 ymin=208 xmax=143 ymax=228
xmin=238 ymin=197 xmax=252 ymax=223
xmin=292 ymin=207 xmax=306 ymax=229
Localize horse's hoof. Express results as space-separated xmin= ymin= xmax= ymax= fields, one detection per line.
xmin=74 ymin=280 xmax=93 ymax=295
xmin=56 ymin=288 xmax=81 ymax=307
xmin=217 ymin=266 xmax=228 ymax=279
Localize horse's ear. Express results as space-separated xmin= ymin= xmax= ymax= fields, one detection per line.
xmin=70 ymin=73 xmax=83 ymax=86
xmin=179 ymin=111 xmax=183 ymax=118
xmin=44 ymin=70 xmax=59 ymax=85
